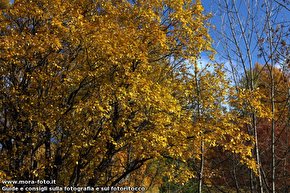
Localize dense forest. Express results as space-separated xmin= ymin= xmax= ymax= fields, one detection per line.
xmin=0 ymin=0 xmax=289 ymax=192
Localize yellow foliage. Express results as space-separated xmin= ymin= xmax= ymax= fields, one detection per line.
xmin=0 ymin=0 xmax=257 ymax=189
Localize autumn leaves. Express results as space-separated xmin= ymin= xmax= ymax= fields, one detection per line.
xmin=0 ymin=0 xmax=284 ymax=191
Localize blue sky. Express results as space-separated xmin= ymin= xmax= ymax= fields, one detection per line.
xmin=201 ymin=0 xmax=289 ymax=69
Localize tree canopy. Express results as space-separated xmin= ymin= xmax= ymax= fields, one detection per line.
xmin=0 ymin=0 xmax=271 ymax=191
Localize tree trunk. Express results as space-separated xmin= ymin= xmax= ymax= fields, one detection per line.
xmin=253 ymin=114 xmax=264 ymax=193
xmin=270 ymin=67 xmax=276 ymax=193
xmin=198 ymin=139 xmax=204 ymax=193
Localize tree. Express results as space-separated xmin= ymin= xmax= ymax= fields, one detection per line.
xmin=214 ymin=0 xmax=289 ymax=192
xmin=253 ymin=63 xmax=290 ymax=193
xmin=0 ymin=0 xmax=258 ymax=191
xmin=206 ymin=63 xmax=289 ymax=192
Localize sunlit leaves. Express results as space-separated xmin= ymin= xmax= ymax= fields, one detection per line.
xmin=0 ymin=0 xmax=259 ymax=189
